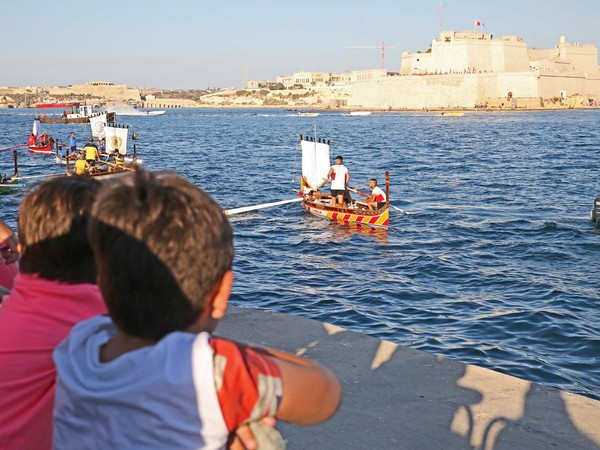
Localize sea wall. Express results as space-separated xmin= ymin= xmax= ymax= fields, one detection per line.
xmin=219 ymin=306 xmax=600 ymax=449
xmin=350 ymin=71 xmax=600 ymax=109
xmin=350 ymin=73 xmax=540 ymax=109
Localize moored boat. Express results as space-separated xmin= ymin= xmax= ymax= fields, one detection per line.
xmin=348 ymin=111 xmax=372 ymax=116
xmin=441 ymin=111 xmax=465 ymax=117
xmin=28 ymin=119 xmax=55 ymax=155
xmin=298 ymin=134 xmax=390 ymax=228
xmin=39 ymin=105 xmax=116 ymax=124
xmin=35 ymin=102 xmax=80 ymax=109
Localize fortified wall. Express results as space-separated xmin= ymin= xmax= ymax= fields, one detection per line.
xmin=351 ymin=32 xmax=600 ymax=109
xmin=46 ymin=81 xmax=141 ymax=102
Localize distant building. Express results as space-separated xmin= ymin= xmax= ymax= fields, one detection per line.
xmin=46 ymin=81 xmax=141 ymax=102
xmin=351 ymin=31 xmax=600 ymax=109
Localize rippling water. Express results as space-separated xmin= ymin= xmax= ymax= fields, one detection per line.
xmin=1 ymin=108 xmax=599 ymax=399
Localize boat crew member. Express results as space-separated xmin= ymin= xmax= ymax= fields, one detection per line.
xmin=366 ymin=178 xmax=387 ymax=211
xmin=73 ymin=154 xmax=89 ymax=175
xmin=28 ymin=133 xmax=36 ymax=147
xmin=82 ymin=138 xmax=99 ymax=171
xmin=326 ymin=155 xmax=349 ymax=207
xmin=111 ymin=148 xmax=125 ymax=172
xmin=69 ymin=132 xmax=77 ymax=155
xmin=39 ymin=133 xmax=48 ymax=147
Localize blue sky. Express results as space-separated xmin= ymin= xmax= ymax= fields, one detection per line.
xmin=1 ymin=0 xmax=598 ymax=89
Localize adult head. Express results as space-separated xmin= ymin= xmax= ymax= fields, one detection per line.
xmin=335 ymin=155 xmax=343 ymax=165
xmin=18 ymin=176 xmax=101 ymax=284
xmin=88 ymin=137 xmax=94 ymax=144
xmin=88 ymin=169 xmax=234 ymax=340
xmin=369 ymin=178 xmax=378 ymax=188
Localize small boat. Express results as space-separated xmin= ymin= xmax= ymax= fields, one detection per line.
xmin=64 ymin=123 xmax=139 ymax=178
xmin=28 ymin=119 xmax=56 ymax=155
xmin=348 ymin=111 xmax=372 ymax=116
xmin=441 ymin=111 xmax=465 ymax=117
xmin=591 ymin=196 xmax=600 ymax=226
xmin=55 ymin=151 xmax=142 ymax=166
xmin=35 ymin=102 xmax=80 ymax=109
xmin=64 ymin=153 xmax=136 ymax=179
xmin=298 ymin=134 xmax=389 ymax=228
xmin=0 ymin=150 xmax=19 ymax=193
xmin=105 ymin=105 xmax=165 ymax=116
xmin=39 ymin=105 xmax=116 ymax=124
xmin=298 ymin=112 xmax=320 ymax=117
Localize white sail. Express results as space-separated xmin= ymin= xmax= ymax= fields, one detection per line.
xmin=104 ymin=125 xmax=128 ymax=155
xmin=89 ymin=113 xmax=107 ymax=138
xmin=32 ymin=119 xmax=42 ymax=137
xmin=301 ymin=136 xmax=330 ymax=192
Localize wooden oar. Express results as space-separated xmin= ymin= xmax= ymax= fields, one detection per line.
xmin=347 ymin=186 xmax=370 ymax=198
xmin=13 ymin=173 xmax=63 ymax=181
xmin=224 ymin=197 xmax=303 ymax=216
xmin=347 ymin=187 xmax=408 ymax=214
xmin=0 ymin=144 xmax=28 ymax=153
xmin=94 ymin=159 xmax=135 ymax=172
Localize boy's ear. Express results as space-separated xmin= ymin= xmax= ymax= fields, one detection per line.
xmin=209 ymin=271 xmax=234 ymax=320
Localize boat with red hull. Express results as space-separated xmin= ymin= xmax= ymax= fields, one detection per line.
xmin=299 ymin=134 xmax=390 ymax=228
xmin=28 ymin=119 xmax=55 ymax=155
xmin=35 ymin=102 xmax=80 ymax=109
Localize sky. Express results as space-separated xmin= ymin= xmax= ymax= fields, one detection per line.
xmin=1 ymin=0 xmax=599 ymax=89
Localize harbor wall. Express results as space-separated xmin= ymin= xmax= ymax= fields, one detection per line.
xmin=219 ymin=306 xmax=600 ymax=449
xmin=350 ymin=73 xmax=540 ymax=109
xmin=350 ymin=71 xmax=600 ymax=109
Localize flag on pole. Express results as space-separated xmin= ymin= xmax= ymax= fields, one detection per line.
xmin=105 ymin=125 xmax=128 ymax=155
xmin=474 ymin=20 xmax=484 ymax=26
xmin=89 ymin=113 xmax=107 ymax=139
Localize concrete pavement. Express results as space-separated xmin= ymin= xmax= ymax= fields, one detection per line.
xmin=217 ymin=306 xmax=600 ymax=450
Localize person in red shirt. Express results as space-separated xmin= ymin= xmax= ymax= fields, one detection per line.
xmin=366 ymin=178 xmax=387 ymax=210
xmin=0 ymin=176 xmax=107 ymax=450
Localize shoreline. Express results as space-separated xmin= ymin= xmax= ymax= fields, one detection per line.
xmin=3 ymin=105 xmax=599 ymax=114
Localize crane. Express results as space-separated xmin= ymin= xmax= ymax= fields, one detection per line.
xmin=344 ymin=41 xmax=394 ymax=70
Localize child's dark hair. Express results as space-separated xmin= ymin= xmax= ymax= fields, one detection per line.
xmin=88 ymin=169 xmax=234 ymax=340
xmin=18 ymin=175 xmax=101 ymax=284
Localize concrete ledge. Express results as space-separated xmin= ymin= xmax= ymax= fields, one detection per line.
xmin=217 ymin=306 xmax=600 ymax=450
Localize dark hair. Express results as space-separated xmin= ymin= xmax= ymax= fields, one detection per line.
xmin=88 ymin=169 xmax=234 ymax=340
xmin=370 ymin=178 xmax=378 ymax=185
xmin=18 ymin=176 xmax=101 ymax=283
xmin=335 ymin=155 xmax=343 ymax=161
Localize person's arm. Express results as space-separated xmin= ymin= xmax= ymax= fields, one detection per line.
xmin=0 ymin=220 xmax=18 ymax=265
xmin=211 ymin=338 xmax=342 ymax=431
xmin=258 ymin=346 xmax=342 ymax=425
xmin=345 ymin=170 xmax=350 ymax=185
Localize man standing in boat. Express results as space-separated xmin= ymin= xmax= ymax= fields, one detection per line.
xmin=81 ymin=138 xmax=99 ymax=172
xmin=326 ymin=155 xmax=349 ymax=207
xmin=69 ymin=132 xmax=77 ymax=156
xmin=366 ymin=178 xmax=387 ymax=211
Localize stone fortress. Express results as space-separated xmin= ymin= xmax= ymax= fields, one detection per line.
xmin=351 ymin=31 xmax=600 ymax=109
xmin=1 ymin=31 xmax=599 ymax=110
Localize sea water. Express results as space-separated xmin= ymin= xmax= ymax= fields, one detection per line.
xmin=1 ymin=108 xmax=599 ymax=399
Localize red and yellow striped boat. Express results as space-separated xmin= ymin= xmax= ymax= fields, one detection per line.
xmin=302 ymin=197 xmax=389 ymax=228
xmin=299 ymin=134 xmax=390 ymax=229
